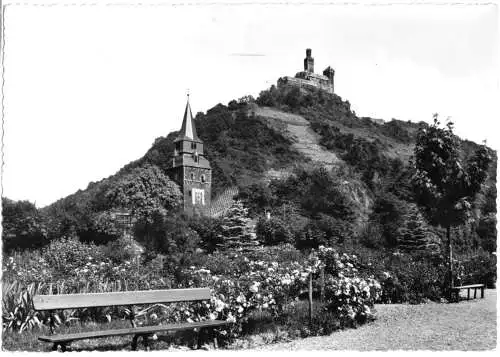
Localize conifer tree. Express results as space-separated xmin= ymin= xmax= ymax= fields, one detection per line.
xmin=396 ymin=205 xmax=440 ymax=254
xmin=217 ymin=200 xmax=259 ymax=252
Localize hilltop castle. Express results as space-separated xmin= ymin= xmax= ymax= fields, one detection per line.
xmin=278 ymin=48 xmax=335 ymax=94
xmin=168 ymin=97 xmax=212 ymax=216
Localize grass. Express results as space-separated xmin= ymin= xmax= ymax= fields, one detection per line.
xmin=254 ymin=289 xmax=497 ymax=351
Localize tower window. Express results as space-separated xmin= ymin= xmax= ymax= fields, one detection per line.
xmin=191 ymin=142 xmax=197 ymax=150
xmin=201 ymin=174 xmax=206 ymax=183
xmin=193 ymin=153 xmax=199 ymax=163
xmin=190 ymin=172 xmax=195 ymax=180
xmin=175 ymin=142 xmax=182 ymax=152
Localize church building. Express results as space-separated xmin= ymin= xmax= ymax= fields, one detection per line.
xmin=168 ymin=97 xmax=211 ymax=216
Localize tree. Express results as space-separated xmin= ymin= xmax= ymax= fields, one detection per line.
xmin=272 ymin=167 xmax=355 ymax=221
xmin=134 ymin=213 xmax=201 ymax=280
xmin=2 ymin=198 xmax=48 ymax=251
xmin=396 ymin=205 xmax=440 ymax=254
xmin=255 ymin=216 xmax=293 ymax=246
xmin=188 ymin=215 xmax=224 ymax=253
xmin=217 ymin=200 xmax=259 ymax=252
xmin=371 ymin=193 xmax=407 ymax=247
xmin=98 ymin=164 xmax=183 ymax=243
xmin=98 ymin=164 xmax=182 ymax=218
xmin=412 ymin=115 xmax=492 ymax=293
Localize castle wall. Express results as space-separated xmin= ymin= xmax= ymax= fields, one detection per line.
xmin=278 ymin=76 xmax=334 ymax=94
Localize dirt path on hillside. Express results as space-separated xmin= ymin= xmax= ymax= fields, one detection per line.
xmin=252 ymin=290 xmax=497 ymax=351
xmin=255 ymin=107 xmax=342 ymax=178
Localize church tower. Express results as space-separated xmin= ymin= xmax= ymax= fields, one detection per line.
xmin=169 ymin=96 xmax=211 ymax=216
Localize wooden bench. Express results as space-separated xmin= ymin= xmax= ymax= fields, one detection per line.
xmin=33 ymin=288 xmax=229 ymax=351
xmin=450 ymin=284 xmax=485 ymax=302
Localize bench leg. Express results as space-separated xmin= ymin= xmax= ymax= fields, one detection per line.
xmin=52 ymin=343 xmax=68 ymax=352
xmin=213 ymin=336 xmax=219 ymax=349
xmin=474 ymin=288 xmax=477 ymax=299
xmin=131 ymin=335 xmax=139 ymax=351
xmin=192 ymin=331 xmax=200 ymax=350
xmin=142 ymin=335 xmax=151 ymax=351
xmin=467 ymin=288 xmax=470 ymax=300
xmin=481 ymin=287 xmax=485 ymax=298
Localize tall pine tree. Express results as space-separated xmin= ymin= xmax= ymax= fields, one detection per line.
xmin=396 ymin=205 xmax=440 ymax=254
xmin=217 ymin=200 xmax=259 ymax=252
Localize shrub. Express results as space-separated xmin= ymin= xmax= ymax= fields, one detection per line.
xmin=177 ymin=246 xmax=380 ymax=343
xmin=188 ymin=215 xmax=224 ymax=253
xmin=41 ymin=237 xmax=106 ymax=278
xmin=255 ymin=217 xmax=293 ymax=246
xmin=134 ymin=213 xmax=201 ymax=278
xmin=457 ymin=251 xmax=496 ymax=288
xmin=100 ymin=236 xmax=144 ymax=264
xmin=359 ymin=221 xmax=384 ymax=248
xmin=369 ymin=252 xmax=447 ymax=304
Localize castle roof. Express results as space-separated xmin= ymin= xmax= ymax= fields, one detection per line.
xmin=175 ymin=98 xmax=201 ymax=142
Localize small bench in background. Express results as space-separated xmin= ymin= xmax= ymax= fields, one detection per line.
xmin=33 ymin=288 xmax=229 ymax=351
xmin=450 ymin=284 xmax=485 ymax=303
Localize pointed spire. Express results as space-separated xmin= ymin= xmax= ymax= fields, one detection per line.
xmin=176 ymin=94 xmax=200 ymax=141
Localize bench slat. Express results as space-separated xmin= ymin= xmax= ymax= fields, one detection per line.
xmin=38 ymin=320 xmax=229 ymax=343
xmin=451 ymin=284 xmax=484 ymax=290
xmin=33 ymin=288 xmax=211 ymax=310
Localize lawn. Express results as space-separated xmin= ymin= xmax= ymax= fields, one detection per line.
xmin=254 ymin=289 xmax=497 ymax=351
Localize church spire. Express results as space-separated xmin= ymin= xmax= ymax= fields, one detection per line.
xmin=176 ymin=94 xmax=200 ymax=142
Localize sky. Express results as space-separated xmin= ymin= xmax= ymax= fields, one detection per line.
xmin=1 ymin=0 xmax=499 ymax=208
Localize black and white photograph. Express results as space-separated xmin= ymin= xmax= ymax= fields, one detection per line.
xmin=0 ymin=0 xmax=497 ymax=352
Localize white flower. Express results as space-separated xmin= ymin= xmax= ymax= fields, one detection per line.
xmin=214 ymin=299 xmax=225 ymax=312
xmin=282 ymin=278 xmax=292 ymax=285
xmin=226 ymin=313 xmax=236 ymax=323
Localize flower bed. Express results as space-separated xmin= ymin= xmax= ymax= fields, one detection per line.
xmin=3 ymin=241 xmax=381 ymax=347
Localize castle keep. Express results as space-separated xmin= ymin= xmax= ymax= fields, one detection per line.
xmin=278 ymin=48 xmax=335 ymax=94
xmin=168 ymin=97 xmax=211 ymax=216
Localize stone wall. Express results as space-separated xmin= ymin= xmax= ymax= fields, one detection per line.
xmin=277 ymin=76 xmax=334 ymax=94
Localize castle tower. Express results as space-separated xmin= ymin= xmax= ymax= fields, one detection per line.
xmin=169 ymin=96 xmax=211 ymax=216
xmin=323 ymin=66 xmax=335 ymax=91
xmin=304 ymin=48 xmax=314 ymax=73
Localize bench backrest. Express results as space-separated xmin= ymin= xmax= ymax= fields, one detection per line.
xmin=33 ymin=288 xmax=211 ymax=311
xmin=453 ymin=284 xmax=484 ymax=289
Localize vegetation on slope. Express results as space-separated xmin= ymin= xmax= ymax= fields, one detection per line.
xmin=2 ymin=81 xmax=497 ymax=307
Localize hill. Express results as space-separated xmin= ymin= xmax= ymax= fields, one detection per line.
xmin=4 ymin=80 xmax=494 ymax=254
